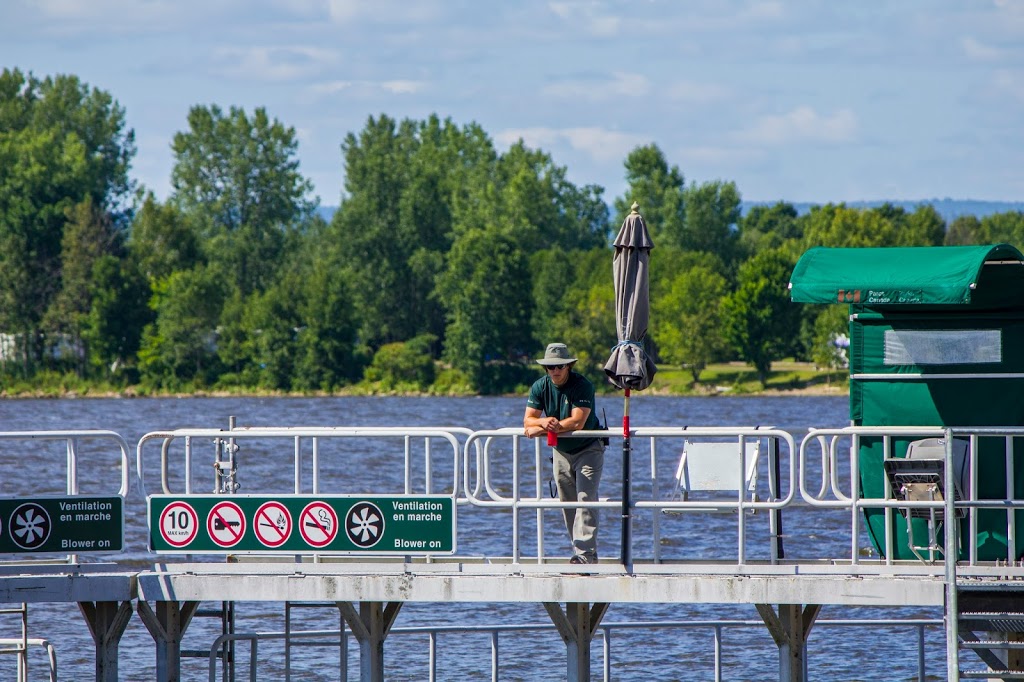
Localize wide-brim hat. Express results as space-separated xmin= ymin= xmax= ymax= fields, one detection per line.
xmin=537 ymin=343 xmax=577 ymax=366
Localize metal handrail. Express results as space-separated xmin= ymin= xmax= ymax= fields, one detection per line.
xmin=0 ymin=637 xmax=57 ymax=682
xmin=137 ymin=426 xmax=468 ymax=501
xmin=463 ymin=426 xmax=795 ymax=564
xmin=207 ymin=617 xmax=943 ymax=682
xmin=0 ymin=430 xmax=131 ymax=497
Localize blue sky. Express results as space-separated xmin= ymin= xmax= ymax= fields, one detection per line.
xmin=3 ymin=1 xmax=1023 ymax=207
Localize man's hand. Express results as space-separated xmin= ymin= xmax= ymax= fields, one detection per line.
xmin=524 ymin=425 xmax=546 ymax=438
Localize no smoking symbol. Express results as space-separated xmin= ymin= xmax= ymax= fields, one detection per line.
xmin=300 ymin=502 xmax=338 ymax=548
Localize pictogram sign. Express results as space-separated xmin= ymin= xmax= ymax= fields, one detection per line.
xmin=159 ymin=501 xmax=198 ymax=548
xmin=345 ymin=501 xmax=385 ymax=548
xmin=253 ymin=501 xmax=292 ymax=548
xmin=9 ymin=502 xmax=51 ymax=550
xmin=207 ymin=501 xmax=245 ymax=548
xmin=299 ymin=501 xmax=338 ymax=548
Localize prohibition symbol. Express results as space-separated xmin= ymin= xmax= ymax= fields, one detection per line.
xmin=207 ymin=501 xmax=245 ymax=548
xmin=9 ymin=502 xmax=50 ymax=550
xmin=299 ymin=501 xmax=338 ymax=548
xmin=159 ymin=501 xmax=198 ymax=548
xmin=254 ymin=501 xmax=292 ymax=548
xmin=346 ymin=501 xmax=384 ymax=548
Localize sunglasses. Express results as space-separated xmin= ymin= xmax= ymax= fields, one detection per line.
xmin=545 ymin=363 xmax=568 ymax=371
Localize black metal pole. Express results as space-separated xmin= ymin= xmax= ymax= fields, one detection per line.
xmin=620 ymin=389 xmax=632 ymax=570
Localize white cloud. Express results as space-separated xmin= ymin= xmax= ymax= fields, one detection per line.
xmin=665 ymin=80 xmax=732 ymax=104
xmin=327 ymin=0 xmax=443 ymax=25
xmin=737 ymin=1 xmax=784 ymax=21
xmin=308 ymin=78 xmax=425 ymax=97
xmin=736 ymin=106 xmax=858 ymax=146
xmin=213 ymin=46 xmax=339 ymax=82
xmin=542 ymin=72 xmax=650 ymax=100
xmin=497 ymin=126 xmax=647 ymax=163
xmin=381 ymin=80 xmax=425 ymax=94
xmin=548 ymin=1 xmax=621 ymax=37
xmin=962 ymin=36 xmax=1002 ymax=60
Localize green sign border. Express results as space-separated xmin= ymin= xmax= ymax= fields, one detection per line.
xmin=149 ymin=494 xmax=456 ymax=555
xmin=0 ymin=496 xmax=124 ymax=554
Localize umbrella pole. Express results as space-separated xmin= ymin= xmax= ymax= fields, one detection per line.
xmin=620 ymin=389 xmax=632 ymax=569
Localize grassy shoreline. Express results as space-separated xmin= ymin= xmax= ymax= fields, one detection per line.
xmin=0 ymin=362 xmax=849 ymax=399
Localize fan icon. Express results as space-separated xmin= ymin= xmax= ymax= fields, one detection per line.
xmin=345 ymin=502 xmax=384 ymax=548
xmin=10 ymin=503 xmax=51 ymax=550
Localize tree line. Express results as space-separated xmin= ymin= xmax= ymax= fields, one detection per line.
xmin=3 ymin=67 xmax=1024 ymax=395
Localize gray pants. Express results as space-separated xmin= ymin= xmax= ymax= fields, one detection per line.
xmin=553 ymin=439 xmax=604 ymax=560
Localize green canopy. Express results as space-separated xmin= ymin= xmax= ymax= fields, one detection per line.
xmin=789 ymin=244 xmax=1024 ymax=306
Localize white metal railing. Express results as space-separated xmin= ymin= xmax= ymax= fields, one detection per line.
xmin=137 ymin=426 xmax=472 ymax=500
xmin=799 ymin=426 xmax=1024 ymax=570
xmin=0 ymin=430 xmax=131 ymax=498
xmin=207 ymin=616 xmax=943 ymax=682
xmin=0 ymin=637 xmax=57 ymax=682
xmin=462 ymin=426 xmax=795 ymax=564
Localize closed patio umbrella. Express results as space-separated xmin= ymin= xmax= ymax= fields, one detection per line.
xmin=604 ymin=202 xmax=655 ymax=568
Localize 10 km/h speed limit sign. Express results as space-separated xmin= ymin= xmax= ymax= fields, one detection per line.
xmin=148 ymin=495 xmax=455 ymax=554
xmin=159 ymin=501 xmax=198 ymax=548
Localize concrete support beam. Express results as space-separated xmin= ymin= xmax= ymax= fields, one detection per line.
xmin=755 ymin=603 xmax=821 ymax=682
xmin=336 ymin=601 xmax=402 ymax=682
xmin=543 ymin=602 xmax=610 ymax=682
xmin=137 ymin=600 xmax=199 ymax=682
xmin=78 ymin=601 xmax=133 ymax=682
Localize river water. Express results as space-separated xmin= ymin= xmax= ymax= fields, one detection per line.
xmin=0 ymin=395 xmax=946 ymax=681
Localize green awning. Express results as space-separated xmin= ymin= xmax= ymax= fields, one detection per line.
xmin=789 ymin=244 xmax=1024 ymax=305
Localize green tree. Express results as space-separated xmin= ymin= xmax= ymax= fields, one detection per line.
xmin=364 ymin=334 xmax=437 ymax=391
xmin=680 ymin=180 xmax=741 ymax=265
xmin=556 ymin=280 xmax=615 ymax=381
xmin=720 ymin=249 xmax=799 ymax=386
xmin=83 ymin=255 xmax=151 ymax=379
xmin=0 ymin=69 xmax=135 ymax=372
xmin=171 ymin=104 xmax=315 ymax=296
xmin=43 ymin=196 xmax=122 ymax=374
xmin=801 ymin=204 xmax=898 ymax=248
xmin=738 ymin=202 xmax=801 ymax=257
xmin=437 ymin=227 xmax=532 ymax=393
xmin=899 ymin=204 xmax=946 ymax=246
xmin=652 ymin=265 xmax=729 ymax=382
xmin=808 ymin=304 xmax=849 ymax=372
xmin=613 ymin=144 xmax=685 ymax=246
xmin=977 ymin=211 xmax=1024 ymax=247
xmin=138 ymin=266 xmax=225 ymax=387
xmin=128 ymin=193 xmax=203 ymax=283
xmin=946 ymin=215 xmax=981 ymax=245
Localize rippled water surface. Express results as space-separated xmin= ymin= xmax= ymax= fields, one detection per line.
xmin=0 ymin=395 xmax=947 ymax=681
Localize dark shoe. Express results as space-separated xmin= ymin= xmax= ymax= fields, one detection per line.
xmin=569 ymin=554 xmax=598 ymax=565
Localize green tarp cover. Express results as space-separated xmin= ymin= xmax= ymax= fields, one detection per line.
xmin=789 ymin=244 xmax=1024 ymax=305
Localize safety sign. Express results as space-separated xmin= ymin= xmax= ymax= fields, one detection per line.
xmin=159 ymin=501 xmax=198 ymax=548
xmin=253 ymin=501 xmax=291 ymax=548
xmin=148 ymin=495 xmax=455 ymax=554
xmin=207 ymin=501 xmax=246 ymax=548
xmin=0 ymin=496 xmax=123 ymax=554
xmin=299 ymin=501 xmax=338 ymax=548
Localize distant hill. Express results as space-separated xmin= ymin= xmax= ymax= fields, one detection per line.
xmin=318 ymin=199 xmax=1024 ymax=226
